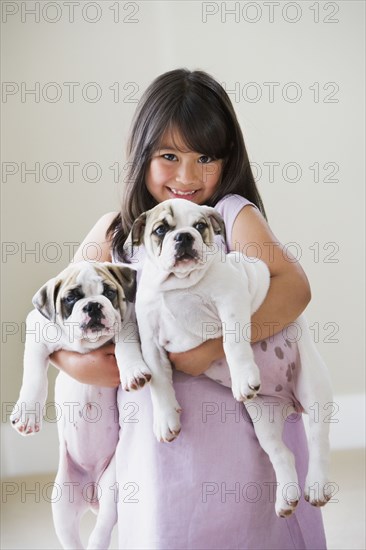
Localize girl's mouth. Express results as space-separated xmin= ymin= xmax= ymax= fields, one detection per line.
xmin=167 ymin=187 xmax=199 ymax=200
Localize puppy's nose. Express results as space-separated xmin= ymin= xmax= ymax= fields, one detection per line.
xmin=83 ymin=302 xmax=102 ymax=316
xmin=174 ymin=232 xmax=194 ymax=246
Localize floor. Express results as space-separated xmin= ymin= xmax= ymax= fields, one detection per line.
xmin=1 ymin=449 xmax=365 ymax=550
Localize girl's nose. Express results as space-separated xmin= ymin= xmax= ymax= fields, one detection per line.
xmin=175 ymin=161 xmax=199 ymax=185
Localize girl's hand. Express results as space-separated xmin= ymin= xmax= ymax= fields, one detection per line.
xmin=49 ymin=343 xmax=120 ymax=388
xmin=168 ymin=338 xmax=224 ymax=376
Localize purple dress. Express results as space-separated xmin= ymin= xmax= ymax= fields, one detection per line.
xmin=115 ymin=194 xmax=326 ymax=549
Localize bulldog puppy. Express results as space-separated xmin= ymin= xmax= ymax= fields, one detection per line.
xmin=127 ymin=198 xmax=333 ymax=518
xmin=10 ymin=262 xmax=151 ymax=550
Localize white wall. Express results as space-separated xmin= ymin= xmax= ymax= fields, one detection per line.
xmin=1 ymin=1 xmax=365 ymax=475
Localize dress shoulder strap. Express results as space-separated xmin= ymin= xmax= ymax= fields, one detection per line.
xmin=214 ymin=194 xmax=257 ymax=251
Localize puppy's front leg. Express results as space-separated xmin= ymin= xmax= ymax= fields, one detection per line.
xmin=141 ymin=340 xmax=181 ymax=443
xmin=10 ymin=311 xmax=50 ymax=435
xmin=115 ymin=315 xmax=152 ymax=392
xmin=215 ymin=297 xmax=261 ymax=402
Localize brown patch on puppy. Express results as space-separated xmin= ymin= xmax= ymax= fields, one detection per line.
xmin=275 ymin=346 xmax=284 ymax=360
xmin=286 ymin=364 xmax=293 ymax=382
xmin=101 ymin=263 xmax=137 ymax=304
xmin=32 ymin=278 xmax=63 ymax=321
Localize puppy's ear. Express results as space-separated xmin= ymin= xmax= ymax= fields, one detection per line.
xmin=32 ymin=278 xmax=62 ymax=321
xmin=105 ymin=264 xmax=137 ymax=304
xmin=205 ymin=208 xmax=226 ymax=240
xmin=123 ymin=212 xmax=147 ymax=258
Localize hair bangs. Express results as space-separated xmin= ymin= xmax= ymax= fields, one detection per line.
xmin=167 ymin=97 xmax=231 ymax=160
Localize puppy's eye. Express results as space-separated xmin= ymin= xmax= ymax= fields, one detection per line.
xmin=154 ymin=224 xmax=168 ymax=237
xmin=194 ymin=222 xmax=208 ymax=233
xmin=65 ymin=291 xmax=81 ymax=304
xmin=104 ymin=287 xmax=117 ymax=299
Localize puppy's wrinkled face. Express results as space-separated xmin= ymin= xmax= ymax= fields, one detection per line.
xmin=130 ymin=199 xmax=225 ymax=276
xmin=33 ymin=262 xmax=136 ymax=345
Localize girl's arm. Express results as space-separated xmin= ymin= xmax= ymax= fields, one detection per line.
xmin=232 ymin=205 xmax=311 ymax=334
xmin=49 ymin=212 xmax=122 ymax=387
xmin=171 ymin=205 xmax=311 ymax=376
xmin=50 ymin=344 xmax=120 ymax=388
xmin=71 ymin=212 xmax=117 ymax=263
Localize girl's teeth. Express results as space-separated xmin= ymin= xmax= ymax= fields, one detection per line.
xmin=171 ymin=188 xmax=196 ymax=196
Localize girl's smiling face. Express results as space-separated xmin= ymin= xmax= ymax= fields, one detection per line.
xmin=146 ymin=129 xmax=223 ymax=205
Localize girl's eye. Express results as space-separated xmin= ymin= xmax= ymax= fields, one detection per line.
xmin=198 ymin=155 xmax=213 ymax=164
xmin=162 ymin=153 xmax=177 ymax=161
xmin=194 ymin=222 xmax=208 ymax=233
xmin=154 ymin=224 xmax=169 ymax=237
xmin=104 ymin=287 xmax=117 ymax=299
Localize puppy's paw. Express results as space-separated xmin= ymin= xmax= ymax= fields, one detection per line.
xmin=276 ymin=498 xmax=299 ymax=518
xmin=304 ymin=475 xmax=333 ymax=507
xmin=153 ymin=407 xmax=182 ymax=443
xmin=10 ymin=402 xmax=42 ymax=436
xmin=275 ymin=482 xmax=299 ymax=518
xmin=120 ymin=363 xmax=152 ymax=392
xmin=231 ymin=363 xmax=261 ymax=402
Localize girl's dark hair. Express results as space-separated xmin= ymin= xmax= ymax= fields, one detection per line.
xmin=108 ymin=68 xmax=266 ymax=260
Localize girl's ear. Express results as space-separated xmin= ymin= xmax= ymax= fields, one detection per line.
xmin=123 ymin=212 xmax=147 ymax=257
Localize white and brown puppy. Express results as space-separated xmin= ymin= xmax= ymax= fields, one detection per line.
xmin=10 ymin=262 xmax=151 ymax=550
xmin=127 ymin=198 xmax=334 ymax=518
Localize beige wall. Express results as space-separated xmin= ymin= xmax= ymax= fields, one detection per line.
xmin=2 ymin=2 xmax=365 ymax=411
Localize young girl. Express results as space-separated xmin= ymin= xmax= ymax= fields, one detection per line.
xmin=51 ymin=69 xmax=327 ymax=549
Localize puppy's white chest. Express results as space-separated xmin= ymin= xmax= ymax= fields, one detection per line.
xmin=156 ymin=295 xmax=184 ymax=349
xmin=137 ymin=287 xmax=221 ymax=353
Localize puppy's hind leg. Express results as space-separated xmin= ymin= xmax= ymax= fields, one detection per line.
xmin=245 ymin=396 xmax=300 ymax=517
xmin=52 ymin=449 xmax=89 ymax=549
xmin=295 ymin=317 xmax=333 ymax=506
xmin=87 ymin=455 xmax=117 ymax=550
